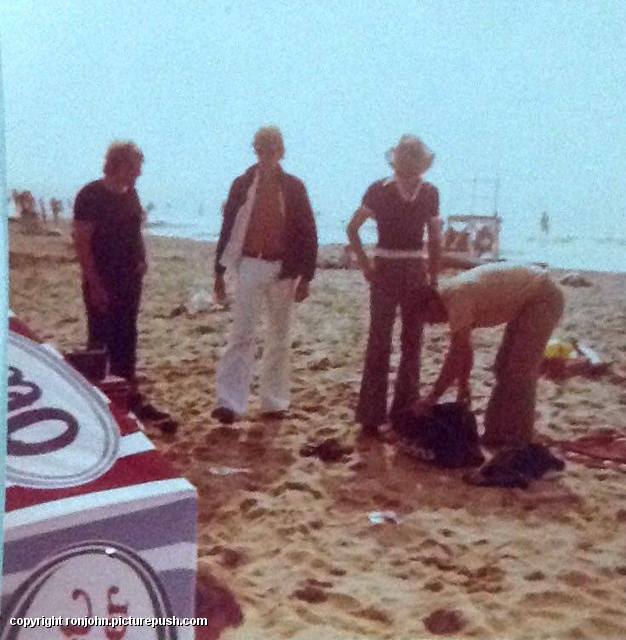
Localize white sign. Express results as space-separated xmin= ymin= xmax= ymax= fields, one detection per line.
xmin=7 ymin=332 xmax=119 ymax=489
xmin=1 ymin=542 xmax=176 ymax=640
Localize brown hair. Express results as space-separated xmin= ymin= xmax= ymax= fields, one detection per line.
xmin=103 ymin=141 xmax=144 ymax=176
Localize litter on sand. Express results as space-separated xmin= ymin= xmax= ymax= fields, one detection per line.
xmin=368 ymin=511 xmax=401 ymax=525
xmin=208 ymin=466 xmax=251 ymax=476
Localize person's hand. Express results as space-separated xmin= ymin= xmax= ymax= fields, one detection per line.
xmin=135 ymin=260 xmax=148 ymax=277
xmin=214 ymin=274 xmax=227 ymax=306
xmin=412 ymin=392 xmax=437 ymax=416
xmin=294 ymin=279 xmax=310 ymax=303
xmin=89 ymin=282 xmax=110 ymax=312
xmin=362 ymin=259 xmax=377 ymax=283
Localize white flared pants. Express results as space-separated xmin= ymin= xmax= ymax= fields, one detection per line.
xmin=216 ymin=257 xmax=294 ymax=415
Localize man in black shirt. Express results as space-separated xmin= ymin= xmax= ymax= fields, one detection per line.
xmin=73 ymin=141 xmax=146 ymax=386
xmin=347 ymin=135 xmax=441 ymax=436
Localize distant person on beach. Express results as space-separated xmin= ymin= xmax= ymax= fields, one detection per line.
xmin=18 ymin=191 xmax=39 ymax=233
xmin=473 ymin=224 xmax=496 ymax=257
xmin=340 ymin=244 xmax=356 ymax=269
xmin=50 ymin=197 xmax=63 ymax=225
xmin=73 ymin=141 xmax=147 ymax=396
xmin=212 ymin=126 xmax=318 ymax=424
xmin=10 ymin=190 xmax=21 ymax=218
xmin=540 ymin=211 xmax=550 ymax=235
xmin=413 ymin=263 xmax=564 ymax=446
xmin=347 ymin=134 xmax=441 ymax=437
xmin=38 ymin=197 xmax=47 ymax=224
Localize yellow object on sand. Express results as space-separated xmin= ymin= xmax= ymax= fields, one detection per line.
xmin=544 ymin=339 xmax=576 ymax=360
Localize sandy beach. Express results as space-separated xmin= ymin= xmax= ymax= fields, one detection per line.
xmin=8 ymin=224 xmax=626 ymax=639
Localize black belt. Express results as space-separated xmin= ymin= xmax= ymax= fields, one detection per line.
xmin=242 ymin=250 xmax=284 ymax=262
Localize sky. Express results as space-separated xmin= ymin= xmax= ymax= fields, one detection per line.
xmin=1 ymin=0 xmax=625 ymax=243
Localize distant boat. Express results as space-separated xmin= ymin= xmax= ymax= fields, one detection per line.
xmin=441 ymin=213 xmax=503 ymax=269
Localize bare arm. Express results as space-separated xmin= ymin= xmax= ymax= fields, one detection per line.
xmin=427 ymin=216 xmax=441 ymax=287
xmin=416 ymin=328 xmax=473 ymax=411
xmin=433 ymin=329 xmax=473 ymax=398
xmin=455 ymin=329 xmax=474 ymax=403
xmin=346 ymin=206 xmax=374 ymax=280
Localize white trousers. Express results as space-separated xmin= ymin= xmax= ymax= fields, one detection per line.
xmin=216 ymin=257 xmax=294 ymax=415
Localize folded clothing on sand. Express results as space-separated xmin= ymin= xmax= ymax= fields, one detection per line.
xmin=464 ymin=444 xmax=565 ymax=489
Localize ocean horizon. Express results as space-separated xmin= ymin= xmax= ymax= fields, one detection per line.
xmin=145 ymin=216 xmax=626 ymax=274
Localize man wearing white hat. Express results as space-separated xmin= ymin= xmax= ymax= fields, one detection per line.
xmin=347 ymin=135 xmax=441 ymax=436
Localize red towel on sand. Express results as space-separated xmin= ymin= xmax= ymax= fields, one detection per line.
xmin=553 ymin=430 xmax=626 ymax=469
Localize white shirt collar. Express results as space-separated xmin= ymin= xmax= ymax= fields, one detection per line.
xmin=384 ymin=176 xmax=423 ymax=202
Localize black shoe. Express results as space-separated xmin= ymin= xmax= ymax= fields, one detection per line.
xmin=155 ymin=417 xmax=179 ymax=435
xmin=358 ymin=423 xmax=381 ymax=439
xmin=129 ymin=391 xmax=145 ymax=413
xmin=135 ymin=403 xmax=170 ymax=422
xmin=211 ymin=407 xmax=236 ymax=424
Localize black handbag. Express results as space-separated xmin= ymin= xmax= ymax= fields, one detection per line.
xmin=396 ymin=402 xmax=484 ymax=469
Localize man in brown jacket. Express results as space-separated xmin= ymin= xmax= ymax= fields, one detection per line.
xmin=212 ymin=127 xmax=318 ymax=424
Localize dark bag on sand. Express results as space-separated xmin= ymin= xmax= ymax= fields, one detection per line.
xmin=395 ymin=402 xmax=485 ymax=469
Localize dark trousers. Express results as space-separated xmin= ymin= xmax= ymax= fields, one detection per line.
xmin=356 ymin=258 xmax=427 ymax=428
xmin=83 ymin=279 xmax=142 ymax=381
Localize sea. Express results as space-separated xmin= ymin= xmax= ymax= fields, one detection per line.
xmin=146 ymin=214 xmax=626 ymax=274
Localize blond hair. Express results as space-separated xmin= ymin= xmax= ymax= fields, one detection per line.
xmin=103 ymin=141 xmax=144 ymax=176
xmin=252 ymin=126 xmax=285 ymax=158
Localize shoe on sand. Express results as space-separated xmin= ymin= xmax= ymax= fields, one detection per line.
xmin=358 ymin=423 xmax=382 ymax=439
xmin=155 ymin=418 xmax=179 ymax=435
xmin=135 ymin=403 xmax=171 ymax=421
xmin=211 ymin=407 xmax=236 ymax=424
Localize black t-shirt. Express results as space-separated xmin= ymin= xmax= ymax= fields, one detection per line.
xmin=74 ymin=180 xmax=145 ymax=289
xmin=362 ymin=179 xmax=439 ymax=250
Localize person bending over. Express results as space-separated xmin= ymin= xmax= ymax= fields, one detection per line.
xmin=414 ymin=263 xmax=564 ymax=446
